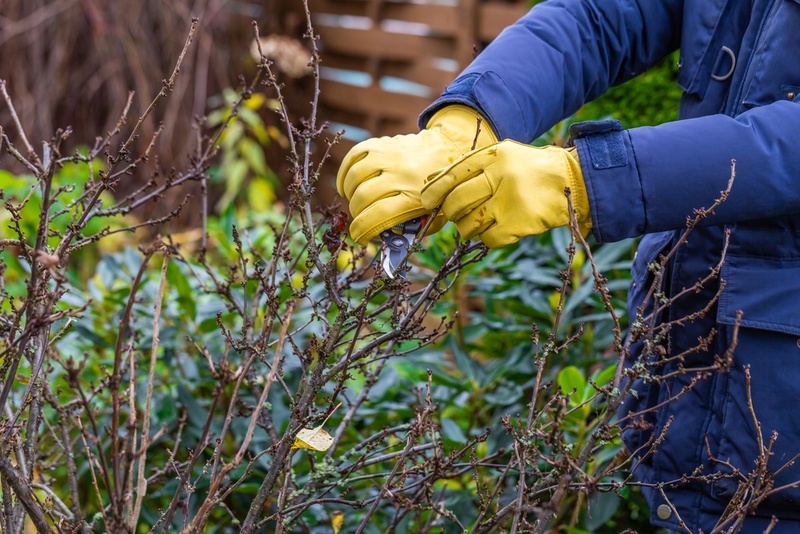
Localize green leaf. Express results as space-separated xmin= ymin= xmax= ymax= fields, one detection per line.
xmin=581 ymin=490 xmax=621 ymax=531
xmin=167 ymin=261 xmax=197 ymax=320
xmin=0 ymin=170 xmax=35 ymax=193
xmin=96 ymin=254 xmax=123 ymax=291
xmin=440 ymin=418 xmax=467 ymax=444
xmin=247 ymin=177 xmax=276 ymax=212
xmin=550 ymin=227 xmax=573 ymax=263
xmin=250 ymin=122 xmax=271 ymax=146
xmin=74 ymin=324 xmax=112 ymax=349
xmin=563 ymin=278 xmax=596 ymax=318
xmin=449 ymin=338 xmax=483 ymax=386
xmin=368 ymin=365 xmax=399 ymax=401
xmin=237 ymin=107 xmax=262 ymax=129
xmin=239 ymin=137 xmax=268 ymax=176
xmin=592 ymin=363 xmax=617 ymax=389
xmin=482 ymin=382 xmax=524 ymax=406
xmin=221 ymin=121 xmax=244 ymax=151
xmin=206 ymin=108 xmax=229 ymax=127
xmin=589 ymin=239 xmax=635 ymax=271
xmin=215 ymin=159 xmax=248 ymax=211
xmin=557 ymin=365 xmax=586 ymax=404
xmin=177 ymin=382 xmax=207 ymax=437
xmin=505 ymin=259 xmax=562 ymax=286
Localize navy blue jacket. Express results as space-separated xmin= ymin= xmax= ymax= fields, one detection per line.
xmin=420 ymin=0 xmax=800 ymax=530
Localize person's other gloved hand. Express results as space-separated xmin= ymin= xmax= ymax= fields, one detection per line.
xmin=421 ymin=140 xmax=592 ymax=248
xmin=336 ymin=105 xmax=497 ymax=245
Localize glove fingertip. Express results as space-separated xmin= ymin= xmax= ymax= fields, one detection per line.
xmin=424 ymin=213 xmax=447 ymax=236
xmin=336 ymin=148 xmax=370 ymax=196
xmin=474 ymin=222 xmax=518 ymax=249
xmin=349 ymin=226 xmax=373 ymax=247
xmin=420 ymin=174 xmax=451 ymax=210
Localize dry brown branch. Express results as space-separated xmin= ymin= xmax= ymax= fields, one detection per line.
xmin=0 ymin=456 xmax=52 ymax=532
xmin=129 ymin=249 xmax=170 ymax=528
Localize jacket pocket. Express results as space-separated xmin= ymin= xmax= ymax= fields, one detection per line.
xmin=618 ymin=231 xmax=674 ymax=454
xmin=712 ymin=252 xmax=800 ymax=511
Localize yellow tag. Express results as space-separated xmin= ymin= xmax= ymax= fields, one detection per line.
xmin=292 ymin=425 xmax=334 ymax=451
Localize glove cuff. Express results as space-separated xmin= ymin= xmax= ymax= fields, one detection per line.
xmin=426 ymin=105 xmax=498 ymax=153
xmin=565 ymin=147 xmax=592 ymax=235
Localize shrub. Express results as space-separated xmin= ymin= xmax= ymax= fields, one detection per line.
xmin=0 ymin=6 xmax=750 ymax=534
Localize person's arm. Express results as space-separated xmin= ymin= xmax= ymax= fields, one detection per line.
xmin=577 ymin=100 xmax=800 ymax=242
xmin=420 ymin=0 xmax=683 ymax=142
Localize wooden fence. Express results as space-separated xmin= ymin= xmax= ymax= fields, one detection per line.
xmin=308 ymin=0 xmax=530 ymax=166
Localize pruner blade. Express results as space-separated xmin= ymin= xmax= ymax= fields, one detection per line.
xmin=380 ymin=217 xmax=424 ymax=279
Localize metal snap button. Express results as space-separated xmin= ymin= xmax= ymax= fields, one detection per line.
xmin=656 ymin=504 xmax=672 ymax=520
xmin=787 ymin=91 xmax=796 ymax=101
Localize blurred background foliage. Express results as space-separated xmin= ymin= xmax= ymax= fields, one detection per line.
xmin=0 ymin=0 xmax=311 ymax=228
xmin=0 ymin=0 xmax=681 ymax=531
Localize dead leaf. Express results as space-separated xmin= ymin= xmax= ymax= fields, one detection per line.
xmin=331 ymin=510 xmax=344 ymax=534
xmin=292 ymin=425 xmax=333 ymax=451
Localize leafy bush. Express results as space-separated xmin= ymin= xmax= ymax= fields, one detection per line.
xmin=0 ymin=7 xmax=746 ymax=534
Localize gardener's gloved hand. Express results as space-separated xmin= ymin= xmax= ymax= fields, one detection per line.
xmin=421 ymin=140 xmax=592 ymax=248
xmin=336 ymin=105 xmax=497 ymax=245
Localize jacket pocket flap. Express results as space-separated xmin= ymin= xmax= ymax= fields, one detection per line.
xmin=718 ymin=255 xmax=800 ymax=336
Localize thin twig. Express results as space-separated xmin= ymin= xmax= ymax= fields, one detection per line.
xmin=130 ymin=249 xmax=170 ymax=529
xmin=0 ymin=79 xmax=40 ymax=168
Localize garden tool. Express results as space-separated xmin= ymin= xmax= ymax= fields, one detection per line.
xmin=380 ymin=216 xmax=425 ymax=279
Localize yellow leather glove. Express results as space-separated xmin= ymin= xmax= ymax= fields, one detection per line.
xmin=421 ymin=140 xmax=592 ymax=248
xmin=336 ymin=105 xmax=497 ymax=245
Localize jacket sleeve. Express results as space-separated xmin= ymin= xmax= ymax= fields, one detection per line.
xmin=575 ymin=99 xmax=800 ymax=243
xmin=419 ymin=0 xmax=683 ymax=142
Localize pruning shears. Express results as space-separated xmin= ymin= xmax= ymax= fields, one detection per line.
xmin=379 ymin=217 xmax=425 ymax=279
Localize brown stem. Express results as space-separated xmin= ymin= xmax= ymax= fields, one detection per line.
xmin=0 ymin=455 xmax=52 ymax=532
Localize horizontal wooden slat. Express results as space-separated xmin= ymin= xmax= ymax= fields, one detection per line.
xmin=320 ymin=79 xmax=431 ymax=121
xmin=323 ymin=117 xmax=417 ymax=155
xmin=477 ymin=2 xmax=529 ymax=41
xmin=324 ymin=110 xmax=363 ymax=126
xmin=323 ymin=106 xmax=416 ymax=134
xmin=310 ymin=0 xmax=461 ymax=35
xmin=322 ymin=54 xmax=455 ymax=92
xmin=308 ymin=0 xmax=369 ymax=17
xmin=317 ymin=25 xmax=456 ymax=60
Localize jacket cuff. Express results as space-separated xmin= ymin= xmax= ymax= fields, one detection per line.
xmin=570 ymin=120 xmax=647 ymax=243
xmin=419 ymin=73 xmax=529 ymax=140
